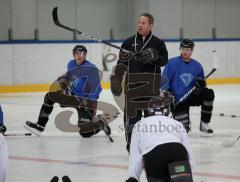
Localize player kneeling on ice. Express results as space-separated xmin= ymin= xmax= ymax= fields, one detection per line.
xmin=25 ymin=45 xmax=111 ymax=138
xmin=126 ymin=97 xmax=195 ymax=182
xmin=162 ymin=39 xmax=215 ymax=137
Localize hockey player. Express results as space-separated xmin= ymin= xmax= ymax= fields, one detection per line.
xmin=111 ymin=13 xmax=168 ymax=151
xmin=25 ymin=45 xmax=111 ymax=138
xmin=0 ymin=133 xmax=8 ymax=182
xmin=0 ymin=105 xmax=7 ymax=134
xmin=162 ymin=39 xmax=215 ymax=137
xmin=126 ymin=99 xmax=194 ymax=182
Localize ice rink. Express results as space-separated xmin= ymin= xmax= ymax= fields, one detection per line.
xmin=1 ymin=84 xmax=240 ymax=182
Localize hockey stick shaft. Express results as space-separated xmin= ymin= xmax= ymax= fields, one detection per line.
xmin=174 ymin=68 xmax=216 ymax=107
xmin=205 ymin=68 xmax=217 ymax=79
xmin=4 ymin=132 xmax=32 ymax=136
xmin=52 ymin=7 xmax=133 ymax=54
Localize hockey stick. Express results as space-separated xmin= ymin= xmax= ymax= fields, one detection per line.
xmin=4 ymin=132 xmax=32 ymax=136
xmin=97 ymin=116 xmax=114 ymax=143
xmin=52 ymin=7 xmax=133 ymax=56
xmin=107 ymin=135 xmax=114 ymax=143
xmin=174 ymin=68 xmax=217 ymax=107
xmin=221 ymin=135 xmax=240 ymax=147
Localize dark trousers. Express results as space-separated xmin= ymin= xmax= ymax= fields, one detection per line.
xmin=124 ymin=92 xmax=157 ymax=151
xmin=124 ymin=108 xmax=152 ymax=152
xmin=143 ymin=143 xmax=188 ymax=182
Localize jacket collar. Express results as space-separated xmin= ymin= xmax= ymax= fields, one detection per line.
xmin=136 ymin=31 xmax=152 ymax=41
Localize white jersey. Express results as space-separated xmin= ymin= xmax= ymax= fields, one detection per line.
xmin=128 ymin=115 xmax=195 ymax=181
xmin=0 ymin=133 xmax=8 ymax=182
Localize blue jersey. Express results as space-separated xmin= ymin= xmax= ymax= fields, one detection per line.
xmin=0 ymin=105 xmax=3 ymax=125
xmin=162 ymin=56 xmax=204 ymax=101
xmin=66 ymin=60 xmax=102 ymax=100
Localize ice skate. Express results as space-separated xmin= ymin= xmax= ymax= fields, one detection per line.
xmin=24 ymin=121 xmax=44 ymax=137
xmin=200 ymin=121 xmax=213 ymax=138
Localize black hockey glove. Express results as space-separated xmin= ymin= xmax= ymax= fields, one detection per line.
xmin=125 ymin=177 xmax=138 ymax=182
xmin=110 ymin=75 xmax=122 ymax=96
xmin=50 ymin=176 xmax=59 ymax=182
xmin=0 ymin=124 xmax=7 ymax=134
xmin=57 ymin=75 xmax=71 ymax=90
xmin=57 ymin=75 xmax=72 ymax=95
xmin=134 ymin=48 xmax=159 ymax=64
xmin=62 ymin=175 xmax=72 ymax=182
xmin=195 ymin=77 xmax=206 ymax=88
xmin=119 ymin=51 xmax=134 ymax=61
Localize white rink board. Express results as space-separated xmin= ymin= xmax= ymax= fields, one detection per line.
xmin=0 ymin=41 xmax=240 ymax=85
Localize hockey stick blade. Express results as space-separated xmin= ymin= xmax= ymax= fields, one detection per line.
xmin=222 ymin=135 xmax=240 ymax=147
xmin=52 ymin=7 xmax=81 ymax=35
xmin=52 ymin=7 xmax=60 ymax=26
xmin=52 ymin=7 xmax=133 ymax=55
xmin=108 ymin=135 xmax=114 ymax=143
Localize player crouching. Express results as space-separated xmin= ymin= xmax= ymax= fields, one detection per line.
xmin=126 ymin=92 xmax=194 ymax=182
xmin=24 ymin=45 xmax=111 ymax=139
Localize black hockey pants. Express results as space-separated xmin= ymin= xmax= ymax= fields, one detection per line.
xmin=171 ymin=87 xmax=215 ymax=132
xmin=36 ymin=92 xmax=100 ymax=137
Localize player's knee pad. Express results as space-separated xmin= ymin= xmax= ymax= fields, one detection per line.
xmin=168 ymin=160 xmax=193 ymax=182
xmin=77 ymin=107 xmax=95 ymax=126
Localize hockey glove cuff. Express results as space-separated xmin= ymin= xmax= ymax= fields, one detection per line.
xmin=110 ymin=75 xmax=123 ymax=96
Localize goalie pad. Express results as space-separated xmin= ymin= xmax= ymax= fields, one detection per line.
xmin=168 ymin=160 xmax=193 ymax=182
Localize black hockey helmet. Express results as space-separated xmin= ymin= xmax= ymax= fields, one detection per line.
xmin=73 ymin=45 xmax=87 ymax=54
xmin=148 ymin=90 xmax=174 ymax=116
xmin=180 ymin=39 xmax=194 ymax=50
